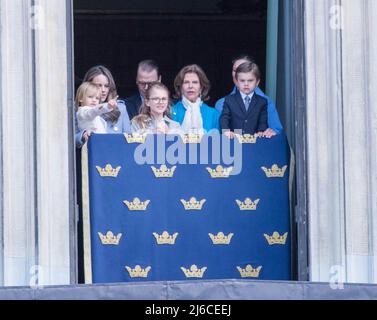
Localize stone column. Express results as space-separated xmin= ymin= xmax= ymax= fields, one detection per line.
xmin=0 ymin=0 xmax=37 ymax=286
xmin=33 ymin=0 xmax=73 ymax=286
xmin=341 ymin=0 xmax=377 ymax=284
xmin=305 ymin=0 xmax=377 ymax=283
xmin=0 ymin=0 xmax=73 ymax=286
xmin=366 ymin=0 xmax=377 ymax=284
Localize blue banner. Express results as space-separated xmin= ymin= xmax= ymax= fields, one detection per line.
xmin=82 ymin=133 xmax=291 ymax=283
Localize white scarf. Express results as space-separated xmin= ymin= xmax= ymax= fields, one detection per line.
xmin=181 ymin=96 xmax=204 ymax=134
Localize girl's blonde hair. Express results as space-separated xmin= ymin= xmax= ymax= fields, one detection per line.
xmin=132 ymin=82 xmax=171 ymax=128
xmin=75 ymin=82 xmax=101 ymax=111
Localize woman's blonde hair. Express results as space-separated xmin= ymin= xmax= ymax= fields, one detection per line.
xmin=82 ymin=65 xmax=120 ymax=122
xmin=133 ymin=82 xmax=172 ymax=129
xmin=83 ymin=65 xmax=117 ymax=101
xmin=74 ymin=82 xmax=101 ymax=111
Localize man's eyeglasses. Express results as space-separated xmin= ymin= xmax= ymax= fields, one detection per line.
xmin=148 ymin=97 xmax=168 ymax=103
xmin=137 ymin=81 xmax=154 ymax=87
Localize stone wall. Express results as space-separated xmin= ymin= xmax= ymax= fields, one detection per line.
xmin=0 ymin=0 xmax=73 ymax=286
xmin=305 ymin=0 xmax=377 ymax=284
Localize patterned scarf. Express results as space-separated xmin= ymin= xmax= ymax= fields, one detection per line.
xmin=181 ymin=96 xmax=204 ymax=134
xmin=101 ymin=106 xmax=121 ymax=123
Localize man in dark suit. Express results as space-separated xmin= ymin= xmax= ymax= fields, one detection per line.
xmin=220 ymin=62 xmax=268 ymax=137
xmin=125 ymin=60 xmax=161 ymax=120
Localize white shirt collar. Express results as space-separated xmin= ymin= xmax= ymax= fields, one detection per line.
xmin=240 ymin=91 xmax=255 ymax=101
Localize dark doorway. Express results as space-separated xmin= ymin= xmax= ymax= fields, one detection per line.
xmin=73 ymin=0 xmax=270 ymax=284
xmin=73 ymin=0 xmax=268 ymax=106
xmin=72 ymin=0 xmax=309 ymax=285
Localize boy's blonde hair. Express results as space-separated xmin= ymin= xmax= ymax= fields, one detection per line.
xmin=132 ymin=82 xmax=171 ymax=128
xmin=75 ymin=82 xmax=101 ymax=110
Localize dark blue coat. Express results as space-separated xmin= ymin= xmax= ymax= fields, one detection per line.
xmin=220 ymin=91 xmax=268 ymax=134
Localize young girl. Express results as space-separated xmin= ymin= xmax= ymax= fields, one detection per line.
xmin=75 ymin=82 xmax=118 ymax=134
xmin=131 ymin=82 xmax=181 ymax=134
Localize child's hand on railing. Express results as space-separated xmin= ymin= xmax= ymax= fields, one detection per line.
xmin=224 ymin=131 xmax=235 ymax=139
xmin=261 ymin=128 xmax=276 ymax=139
xmin=156 ymin=121 xmax=169 ymax=134
xmin=83 ymin=128 xmax=96 ymax=141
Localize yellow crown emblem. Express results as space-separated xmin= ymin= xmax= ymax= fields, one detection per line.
xmin=209 ymin=232 xmax=234 ymax=245
xmin=98 ymin=231 xmax=122 ymax=245
xmin=123 ymin=198 xmax=150 ymax=211
xmin=124 ymin=133 xmax=147 ymax=144
xmin=237 ymin=265 xmax=262 ymax=278
xmin=96 ymin=164 xmax=121 ymax=177
xmin=181 ymin=265 xmax=207 ymax=278
xmin=264 ymin=232 xmax=288 ymax=245
xmin=261 ymin=164 xmax=288 ymax=178
xmin=125 ymin=265 xmax=151 ymax=278
xmin=180 ymin=197 xmax=206 ymax=210
xmin=180 ymin=133 xmax=203 ymax=144
xmin=151 ymin=165 xmax=177 ymax=178
xmin=206 ymin=165 xmax=233 ymax=178
xmin=236 ymin=198 xmax=260 ymax=211
xmin=153 ymin=231 xmax=179 ymax=245
xmin=234 ymin=133 xmax=258 ymax=144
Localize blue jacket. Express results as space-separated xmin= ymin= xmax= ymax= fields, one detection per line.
xmin=75 ymin=100 xmax=131 ymax=148
xmin=172 ymin=101 xmax=220 ymax=133
xmin=215 ymin=86 xmax=283 ymax=134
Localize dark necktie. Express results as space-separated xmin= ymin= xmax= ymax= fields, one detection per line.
xmin=244 ymin=96 xmax=251 ymax=111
